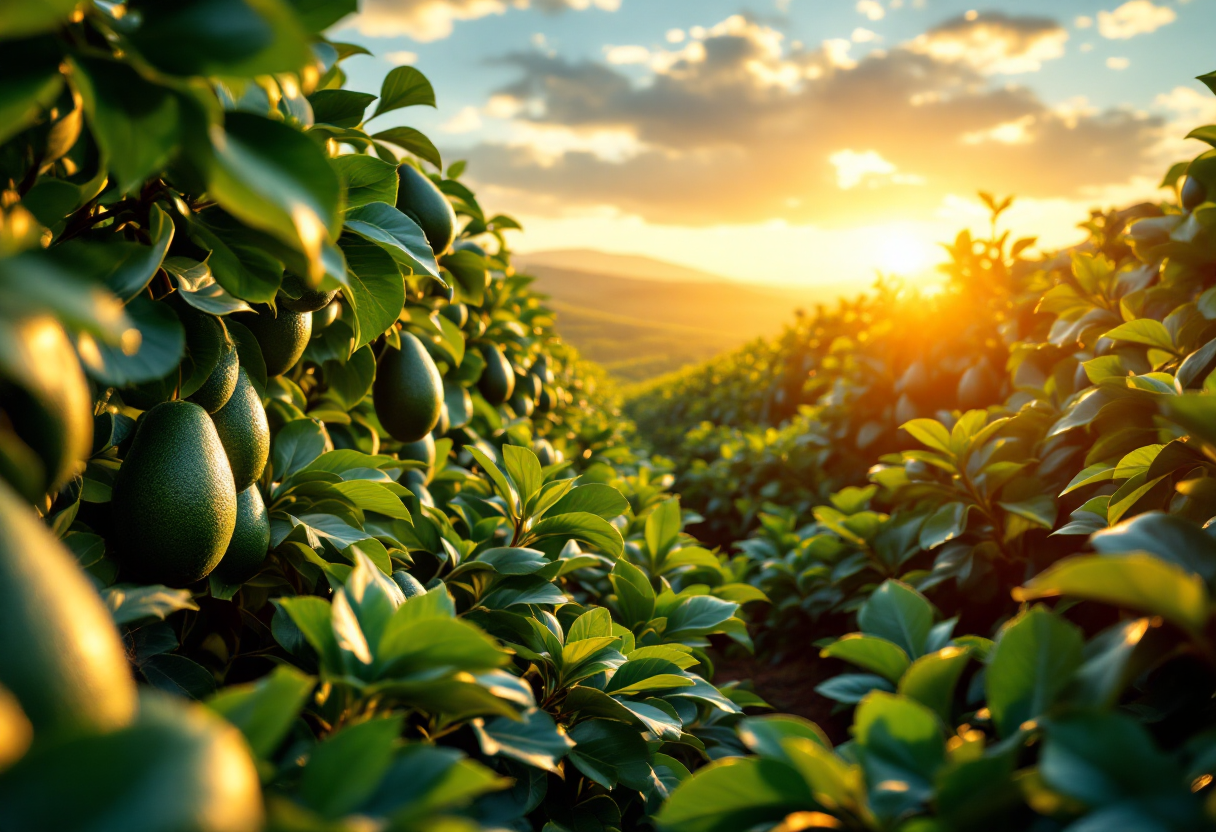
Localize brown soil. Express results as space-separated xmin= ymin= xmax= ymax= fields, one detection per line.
xmin=712 ymin=648 xmax=852 ymax=745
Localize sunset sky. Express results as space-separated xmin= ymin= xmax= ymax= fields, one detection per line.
xmin=335 ymin=0 xmax=1216 ymax=288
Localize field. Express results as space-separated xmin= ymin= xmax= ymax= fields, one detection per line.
xmin=4 ymin=3 xmax=1216 ymax=832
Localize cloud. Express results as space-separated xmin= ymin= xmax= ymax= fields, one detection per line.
xmin=1106 ymin=56 xmax=1130 ymax=70
xmin=350 ymin=0 xmax=616 ymax=42
xmin=856 ymin=1 xmax=885 ymax=22
xmin=385 ymin=50 xmax=418 ymax=65
xmin=1097 ymin=1 xmax=1176 ymax=40
xmin=457 ymin=13 xmax=1164 ymax=228
xmin=908 ymin=12 xmax=1068 ymax=75
xmin=442 ymin=105 xmax=483 ymax=132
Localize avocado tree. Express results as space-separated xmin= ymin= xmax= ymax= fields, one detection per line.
xmin=0 ymin=2 xmax=757 ymax=830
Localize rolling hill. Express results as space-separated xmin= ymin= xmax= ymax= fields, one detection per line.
xmin=513 ymin=250 xmax=855 ymax=382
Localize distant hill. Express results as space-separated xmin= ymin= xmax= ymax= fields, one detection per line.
xmin=513 ymin=250 xmax=857 ymax=382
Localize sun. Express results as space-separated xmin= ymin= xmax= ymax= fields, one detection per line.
xmin=876 ymin=229 xmax=937 ymax=277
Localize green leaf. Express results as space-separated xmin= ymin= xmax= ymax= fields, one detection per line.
xmin=606 ymin=658 xmax=695 ymax=695
xmin=473 ymin=709 xmax=574 ymax=773
xmin=207 ymin=666 xmax=314 ymax=759
xmin=609 ymin=559 xmax=656 ymax=627
xmin=344 ymin=202 xmax=440 ymax=279
xmin=1161 ymin=393 xmax=1216 ymax=448
xmin=333 ymin=154 xmax=398 ymax=210
xmin=205 ymin=112 xmax=340 ymax=281
xmin=820 ymin=634 xmax=911 ymax=683
xmin=467 ymin=445 xmax=518 ymax=517
xmin=187 ymin=210 xmax=284 ymax=304
xmin=645 ymin=497 xmax=682 ymax=557
xmin=299 ymin=716 xmax=403 ymax=818
xmin=815 ymin=672 xmax=894 ymax=704
xmin=986 ymin=607 xmax=1083 ymax=737
xmin=547 ymin=483 xmax=629 ymax=521
xmin=101 ymin=584 xmax=198 ymax=625
xmin=528 ymin=511 xmax=624 ymax=559
xmin=738 ymin=715 xmax=831 ymax=761
xmin=1014 ymin=553 xmax=1210 ymax=635
xmin=858 ymin=580 xmax=935 ymax=659
xmin=1102 ymin=319 xmax=1176 ymax=353
xmin=332 ymin=480 xmax=411 ymax=520
xmin=567 ymin=607 xmax=613 ymax=642
xmin=567 ymin=718 xmax=653 ymax=791
xmin=656 ymin=756 xmax=814 ymax=832
xmin=0 ymin=67 xmax=61 ymax=146
xmin=164 ymin=256 xmax=252 ymax=316
xmin=323 ymin=343 xmax=375 ymax=409
xmin=502 ymin=444 xmax=544 ymax=506
xmin=902 ymin=418 xmax=953 ymax=454
xmin=70 ymin=57 xmax=181 ymax=195
xmin=372 ymin=66 xmax=436 ymax=118
xmin=378 ymin=616 xmax=507 ymax=679
xmin=664 ymin=594 xmax=738 ymax=639
xmin=918 ymin=502 xmax=967 ymax=550
xmin=473 ymin=547 xmax=549 ymax=575
xmin=309 ymin=89 xmax=376 ymax=127
xmin=373 ymin=126 xmax=442 ymax=170
xmin=270 ymin=420 xmax=328 ymax=480
xmin=854 ymin=692 xmax=944 ymax=822
xmin=337 ymin=232 xmax=405 ymax=350
xmin=897 ymin=646 xmax=971 ymax=723
xmin=279 ymin=595 xmax=342 ymax=672
xmin=1091 ymin=511 xmax=1216 ymax=584
xmin=441 ymin=249 xmax=487 ymax=306
xmin=0 ymin=0 xmax=79 ymax=37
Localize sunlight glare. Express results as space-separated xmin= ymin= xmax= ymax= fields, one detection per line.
xmin=876 ymin=229 xmax=936 ymax=277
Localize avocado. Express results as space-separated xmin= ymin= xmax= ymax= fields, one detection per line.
xmin=373 ymin=332 xmax=444 ymax=443
xmin=0 ymin=480 xmax=136 ymax=744
xmin=211 ymin=486 xmax=269 ymax=585
xmin=397 ymin=164 xmax=456 ymax=256
xmin=233 ymin=304 xmax=311 ymax=377
xmin=444 ymin=381 xmax=472 ymax=428
xmin=111 ymin=401 xmax=237 ymax=586
xmin=533 ymin=438 xmax=556 ymax=468
xmin=532 ymin=355 xmax=554 ymax=385
xmin=392 ymin=570 xmax=427 ymax=598
xmin=509 ymin=391 xmax=533 ymax=418
xmin=518 ymin=370 xmax=541 ymax=402
xmin=211 ymin=369 xmax=269 ymax=492
xmin=279 ymin=272 xmax=338 ymax=313
xmin=1183 ymin=175 xmax=1206 ymax=210
xmin=0 ymin=316 xmax=93 ymax=499
xmin=312 ymin=299 xmax=341 ymax=330
xmin=433 ymin=402 xmax=450 ymax=437
xmin=439 ymin=302 xmax=468 ymax=329
xmin=478 ymin=344 xmax=514 ymax=406
xmin=399 ymin=433 xmax=436 ymax=483
xmin=536 ymin=386 xmax=554 ymax=413
xmin=188 ymin=336 xmax=239 ymax=413
xmin=0 ymin=692 xmax=263 ymax=832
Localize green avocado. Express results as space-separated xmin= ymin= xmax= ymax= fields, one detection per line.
xmin=533 ymin=438 xmax=556 ymax=468
xmin=0 ymin=480 xmax=136 ymax=745
xmin=233 ymin=304 xmax=311 ymax=377
xmin=439 ymin=302 xmax=468 ymax=329
xmin=536 ymin=385 xmax=554 ymax=413
xmin=279 ymin=272 xmax=338 ymax=313
xmin=112 ymin=401 xmax=237 ymax=586
xmin=399 ymin=433 xmax=436 ymax=483
xmin=509 ymin=391 xmax=533 ymax=418
xmin=312 ymin=299 xmax=341 ymax=330
xmin=211 ymin=369 xmax=269 ymax=492
xmin=374 ymin=332 xmax=444 ymax=443
xmin=0 ymin=316 xmax=93 ymax=500
xmin=397 ymin=164 xmax=456 ymax=255
xmin=392 ymin=570 xmax=427 ymax=598
xmin=444 ymin=381 xmax=472 ymax=428
xmin=211 ymin=486 xmax=270 ymax=585
xmin=478 ymin=344 xmax=514 ymax=406
xmin=0 ymin=691 xmax=263 ymax=832
xmin=188 ymin=336 xmax=239 ymax=413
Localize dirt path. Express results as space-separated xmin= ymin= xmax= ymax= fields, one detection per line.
xmin=712 ymin=648 xmax=852 ymax=745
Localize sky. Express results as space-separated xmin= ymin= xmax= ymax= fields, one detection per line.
xmin=332 ymin=0 xmax=1216 ymax=289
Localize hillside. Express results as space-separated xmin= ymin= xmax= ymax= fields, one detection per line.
xmin=514 ymin=250 xmax=852 ymax=381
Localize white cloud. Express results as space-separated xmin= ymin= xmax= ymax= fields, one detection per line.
xmin=1097 ymin=1 xmax=1176 ymax=40
xmin=350 ymin=0 xmax=617 ymax=42
xmin=385 ymin=50 xmax=418 ymax=65
xmin=852 ymin=28 xmax=879 ymax=43
xmin=830 ymin=149 xmax=924 ymax=189
xmin=1107 ymin=56 xmax=1130 ymax=69
xmin=857 ymin=0 xmax=885 ymax=22
xmin=909 ymin=12 xmax=1068 ymax=75
xmin=1076 ymin=15 xmax=1093 ymax=28
xmin=666 ymin=28 xmax=685 ymax=44
xmin=604 ymin=45 xmax=650 ymax=65
xmin=962 ymin=114 xmax=1037 ymax=145
xmin=442 ymin=105 xmax=484 ymax=132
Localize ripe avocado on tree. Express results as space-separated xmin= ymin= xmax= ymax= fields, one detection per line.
xmin=188 ymin=336 xmax=239 ymax=414
xmin=279 ymin=272 xmax=338 ymax=313
xmin=312 ymin=299 xmax=341 ymax=331
xmin=0 ymin=480 xmax=136 ymax=745
xmin=211 ymin=369 xmax=269 ymax=492
xmin=111 ymin=401 xmax=237 ymax=586
xmin=0 ymin=692 xmax=263 ymax=832
xmin=233 ymin=304 xmax=311 ymax=378
xmin=0 ymin=316 xmax=93 ymax=500
xmin=374 ymin=331 xmax=444 ymax=443
xmin=211 ymin=486 xmax=270 ymax=586
xmin=399 ymin=433 xmax=436 ymax=483
xmin=509 ymin=391 xmax=534 ymax=418
xmin=397 ymin=164 xmax=456 ymax=256
xmin=478 ymin=344 xmax=514 ymax=406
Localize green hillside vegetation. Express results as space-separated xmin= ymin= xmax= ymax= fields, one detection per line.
xmin=520 ymin=257 xmax=848 ymax=381
xmin=7 ymin=2 xmax=1216 ymax=831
